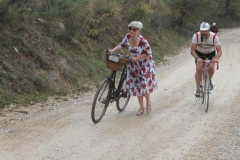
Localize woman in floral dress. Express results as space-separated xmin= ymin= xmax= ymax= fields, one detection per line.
xmin=109 ymin=21 xmax=158 ymax=116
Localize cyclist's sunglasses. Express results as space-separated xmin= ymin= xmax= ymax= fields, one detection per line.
xmin=128 ymin=27 xmax=139 ymax=32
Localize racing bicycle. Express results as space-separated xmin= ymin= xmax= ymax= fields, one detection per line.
xmin=198 ymin=58 xmax=219 ymax=112
xmin=91 ymin=51 xmax=131 ymax=123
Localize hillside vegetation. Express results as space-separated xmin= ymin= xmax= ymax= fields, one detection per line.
xmin=0 ymin=0 xmax=240 ymax=107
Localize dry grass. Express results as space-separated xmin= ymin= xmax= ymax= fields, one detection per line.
xmin=0 ymin=0 xmax=239 ymax=108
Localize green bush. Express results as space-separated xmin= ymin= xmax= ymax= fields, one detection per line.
xmin=0 ymin=0 xmax=239 ymax=107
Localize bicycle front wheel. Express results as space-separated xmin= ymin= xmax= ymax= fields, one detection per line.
xmin=201 ymin=75 xmax=205 ymax=104
xmin=203 ymin=75 xmax=210 ymax=112
xmin=116 ymin=89 xmax=131 ymax=112
xmin=91 ymin=78 xmax=111 ymax=123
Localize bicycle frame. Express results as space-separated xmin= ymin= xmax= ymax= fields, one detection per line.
xmin=199 ymin=57 xmax=219 ymax=93
xmin=199 ymin=59 xmax=210 ymax=93
xmin=202 ymin=59 xmax=210 ymax=77
xmin=198 ymin=58 xmax=213 ymax=112
xmin=108 ymin=63 xmax=128 ymax=102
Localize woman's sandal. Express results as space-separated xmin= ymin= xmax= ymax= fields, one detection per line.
xmin=136 ymin=107 xmax=145 ymax=116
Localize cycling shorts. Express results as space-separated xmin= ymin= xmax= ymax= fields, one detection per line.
xmin=195 ymin=50 xmax=216 ymax=61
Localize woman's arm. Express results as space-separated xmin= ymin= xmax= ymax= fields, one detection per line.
xmin=132 ymin=54 xmax=147 ymax=62
xmin=109 ymin=34 xmax=128 ymax=53
xmin=109 ymin=46 xmax=120 ymax=53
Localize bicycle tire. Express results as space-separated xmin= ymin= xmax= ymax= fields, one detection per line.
xmin=116 ymin=90 xmax=131 ymax=112
xmin=91 ymin=78 xmax=112 ymax=123
xmin=201 ymin=76 xmax=205 ymax=104
xmin=203 ymin=74 xmax=210 ymax=112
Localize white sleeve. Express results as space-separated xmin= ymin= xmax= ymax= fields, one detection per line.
xmin=214 ymin=36 xmax=220 ymax=46
xmin=191 ymin=34 xmax=198 ymax=45
xmin=118 ymin=34 xmax=128 ymax=49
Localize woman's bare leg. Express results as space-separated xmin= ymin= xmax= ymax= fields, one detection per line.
xmin=137 ymin=96 xmax=144 ymax=109
xmin=145 ymin=93 xmax=152 ymax=113
xmin=136 ymin=96 xmax=144 ymax=115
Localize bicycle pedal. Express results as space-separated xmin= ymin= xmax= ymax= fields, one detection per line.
xmin=100 ymin=99 xmax=107 ymax=104
xmin=121 ymin=91 xmax=128 ymax=98
xmin=121 ymin=93 xmax=128 ymax=98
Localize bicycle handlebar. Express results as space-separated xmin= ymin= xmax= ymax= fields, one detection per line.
xmin=105 ymin=49 xmax=131 ymax=59
xmin=197 ymin=59 xmax=219 ymax=70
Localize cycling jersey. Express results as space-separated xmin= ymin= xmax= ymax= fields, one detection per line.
xmin=192 ymin=32 xmax=220 ymax=54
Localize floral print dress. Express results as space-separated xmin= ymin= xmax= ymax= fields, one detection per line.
xmin=118 ymin=33 xmax=158 ymax=96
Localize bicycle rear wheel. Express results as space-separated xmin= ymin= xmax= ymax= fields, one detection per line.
xmin=203 ymin=75 xmax=210 ymax=112
xmin=91 ymin=78 xmax=111 ymax=123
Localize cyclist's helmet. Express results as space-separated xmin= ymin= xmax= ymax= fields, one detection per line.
xmin=200 ymin=22 xmax=210 ymax=31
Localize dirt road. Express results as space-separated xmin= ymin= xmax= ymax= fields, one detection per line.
xmin=1 ymin=28 xmax=240 ymax=160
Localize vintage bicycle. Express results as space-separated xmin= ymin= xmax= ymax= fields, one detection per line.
xmin=91 ymin=51 xmax=131 ymax=123
xmin=197 ymin=57 xmax=219 ymax=112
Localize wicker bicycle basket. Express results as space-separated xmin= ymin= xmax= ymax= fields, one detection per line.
xmin=106 ymin=53 xmax=129 ymax=71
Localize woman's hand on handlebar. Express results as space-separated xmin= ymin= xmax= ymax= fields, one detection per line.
xmin=106 ymin=49 xmax=113 ymax=53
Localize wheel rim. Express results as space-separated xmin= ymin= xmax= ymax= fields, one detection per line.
xmin=91 ymin=79 xmax=111 ymax=123
xmin=117 ymin=90 xmax=130 ymax=112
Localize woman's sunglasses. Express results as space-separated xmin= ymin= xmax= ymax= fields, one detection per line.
xmin=128 ymin=27 xmax=139 ymax=32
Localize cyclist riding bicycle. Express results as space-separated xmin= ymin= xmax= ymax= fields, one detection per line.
xmin=210 ymin=22 xmax=218 ymax=34
xmin=190 ymin=22 xmax=222 ymax=97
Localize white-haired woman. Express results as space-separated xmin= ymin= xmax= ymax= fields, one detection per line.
xmin=109 ymin=21 xmax=158 ymax=116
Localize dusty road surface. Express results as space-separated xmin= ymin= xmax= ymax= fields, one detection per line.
xmin=1 ymin=28 xmax=240 ymax=160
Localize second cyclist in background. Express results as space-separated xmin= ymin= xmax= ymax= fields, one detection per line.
xmin=190 ymin=22 xmax=222 ymax=97
xmin=210 ymin=22 xmax=218 ymax=34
